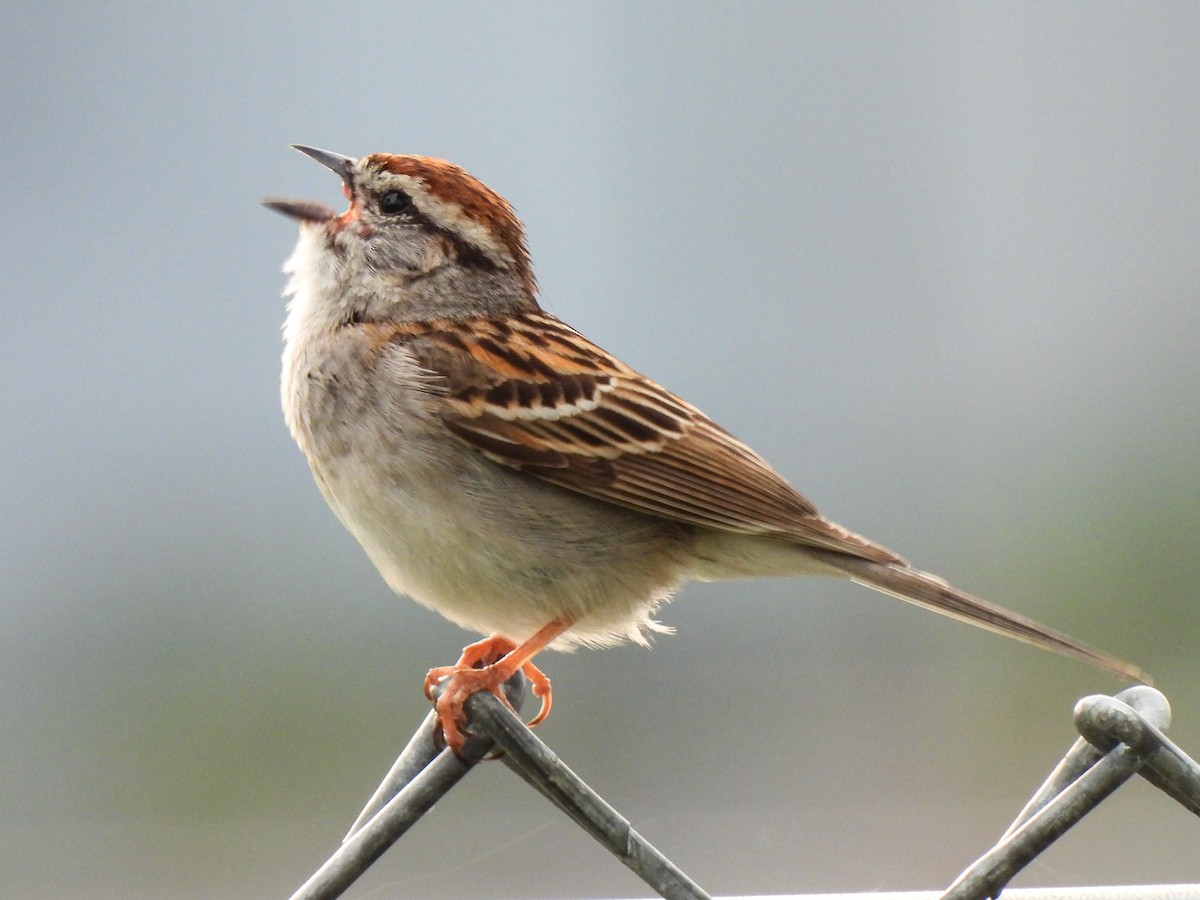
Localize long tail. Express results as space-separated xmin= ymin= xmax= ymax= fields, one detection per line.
xmin=805 ymin=548 xmax=1150 ymax=684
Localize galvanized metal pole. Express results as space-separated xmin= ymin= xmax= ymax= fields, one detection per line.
xmin=466 ymin=689 xmax=713 ymax=900
xmin=943 ymin=686 xmax=1200 ymax=899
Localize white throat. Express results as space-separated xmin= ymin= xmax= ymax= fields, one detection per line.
xmin=281 ymin=225 xmax=352 ymax=351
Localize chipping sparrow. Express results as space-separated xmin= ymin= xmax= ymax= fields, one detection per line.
xmin=265 ymin=146 xmax=1145 ymax=754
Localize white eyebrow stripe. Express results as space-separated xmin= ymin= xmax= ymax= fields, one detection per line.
xmin=382 ymin=172 xmax=514 ymax=267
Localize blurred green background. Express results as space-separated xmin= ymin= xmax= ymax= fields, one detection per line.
xmin=3 ymin=2 xmax=1199 ymax=897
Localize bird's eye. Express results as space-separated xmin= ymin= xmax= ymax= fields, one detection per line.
xmin=378 ymin=190 xmax=414 ymax=216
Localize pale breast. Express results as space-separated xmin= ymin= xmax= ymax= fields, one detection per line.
xmin=279 ymin=235 xmax=698 ymax=646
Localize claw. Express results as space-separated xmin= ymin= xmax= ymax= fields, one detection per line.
xmin=424 ymin=620 xmax=573 ymax=757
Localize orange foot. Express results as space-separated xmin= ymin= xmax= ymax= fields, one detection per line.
xmin=423 ymin=618 xmax=573 ymax=757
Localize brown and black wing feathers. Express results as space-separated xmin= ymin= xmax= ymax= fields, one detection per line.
xmin=382 ymin=311 xmax=1147 ymax=683
xmin=401 ymin=311 xmax=903 ymax=564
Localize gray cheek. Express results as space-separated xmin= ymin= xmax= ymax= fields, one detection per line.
xmin=363 ymin=228 xmax=414 ymax=268
xmin=365 ymin=224 xmax=453 ymax=279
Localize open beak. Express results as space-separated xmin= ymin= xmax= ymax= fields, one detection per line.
xmin=291 ymin=145 xmax=357 ymax=186
xmin=262 ymin=145 xmax=359 ymax=223
xmin=262 ymin=197 xmax=338 ymax=223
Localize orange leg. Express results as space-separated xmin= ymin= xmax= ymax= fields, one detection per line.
xmin=423 ymin=618 xmax=574 ymax=756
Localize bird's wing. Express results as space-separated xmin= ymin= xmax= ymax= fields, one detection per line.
xmin=369 ymin=311 xmax=1148 ymax=683
xmin=376 ymin=310 xmax=904 ymax=565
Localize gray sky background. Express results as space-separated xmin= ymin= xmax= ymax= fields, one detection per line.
xmin=3 ymin=3 xmax=1199 ymax=898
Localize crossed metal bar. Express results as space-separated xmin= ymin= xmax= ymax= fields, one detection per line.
xmin=288 ymin=682 xmax=1199 ymax=900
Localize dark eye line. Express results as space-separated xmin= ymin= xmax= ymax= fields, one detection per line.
xmin=451 ymin=238 xmax=502 ymax=272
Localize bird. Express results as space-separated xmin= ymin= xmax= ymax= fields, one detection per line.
xmin=264 ymin=145 xmax=1146 ymax=754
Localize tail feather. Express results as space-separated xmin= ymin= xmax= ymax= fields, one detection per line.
xmin=806 ymin=549 xmax=1150 ymax=684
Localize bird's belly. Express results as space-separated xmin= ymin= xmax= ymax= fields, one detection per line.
xmin=315 ymin=446 xmax=694 ymax=649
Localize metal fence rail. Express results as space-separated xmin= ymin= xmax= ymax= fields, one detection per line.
xmin=288 ymin=683 xmax=1200 ymax=900
xmin=707 ymin=890 xmax=1200 ymax=900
